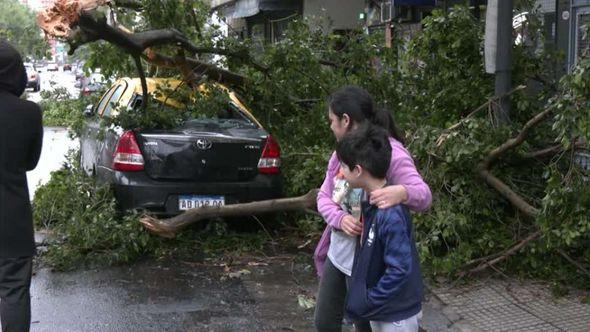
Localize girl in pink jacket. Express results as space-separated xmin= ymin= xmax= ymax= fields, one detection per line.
xmin=314 ymin=86 xmax=431 ymax=332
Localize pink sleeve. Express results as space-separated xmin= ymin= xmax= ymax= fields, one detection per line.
xmin=317 ymin=151 xmax=347 ymax=230
xmin=387 ymin=139 xmax=432 ymax=212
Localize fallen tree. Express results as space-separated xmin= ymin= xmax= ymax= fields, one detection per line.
xmin=140 ymin=189 xmax=319 ymax=238
xmin=35 ymin=2 xmax=590 ymax=286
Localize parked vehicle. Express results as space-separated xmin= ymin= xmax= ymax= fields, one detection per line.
xmin=80 ymin=73 xmax=107 ymax=96
xmin=74 ymin=67 xmax=86 ymax=88
xmin=63 ymin=63 xmax=72 ymax=71
xmin=46 ymin=62 xmax=59 ymax=71
xmin=80 ymin=78 xmax=283 ymax=215
xmin=24 ymin=63 xmax=40 ymax=92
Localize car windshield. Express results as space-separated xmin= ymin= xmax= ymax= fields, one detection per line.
xmin=134 ymin=98 xmax=257 ymax=130
xmin=184 ymin=102 xmax=256 ymax=129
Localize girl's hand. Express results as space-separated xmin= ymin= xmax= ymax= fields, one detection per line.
xmin=370 ymin=185 xmax=408 ymax=209
xmin=341 ymin=214 xmax=362 ymax=236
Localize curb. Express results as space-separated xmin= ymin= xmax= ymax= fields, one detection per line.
xmin=424 ymin=285 xmax=482 ymax=332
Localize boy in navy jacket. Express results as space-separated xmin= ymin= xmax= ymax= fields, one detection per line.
xmin=336 ymin=125 xmax=423 ymax=332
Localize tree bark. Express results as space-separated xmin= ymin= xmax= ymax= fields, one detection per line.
xmin=464 ymin=107 xmax=556 ymax=274
xmin=133 ymin=55 xmax=148 ymax=110
xmin=467 ymin=229 xmax=542 ymax=274
xmin=477 ymin=107 xmax=554 ymax=217
xmin=140 ymin=189 xmax=320 ymax=238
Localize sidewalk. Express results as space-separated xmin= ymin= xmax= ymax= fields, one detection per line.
xmin=429 ymin=278 xmax=590 ymax=331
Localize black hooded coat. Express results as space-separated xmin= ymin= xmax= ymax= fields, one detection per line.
xmin=0 ymin=40 xmax=43 ymax=258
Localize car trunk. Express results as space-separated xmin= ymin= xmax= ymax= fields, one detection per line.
xmin=137 ymin=119 xmax=266 ymax=182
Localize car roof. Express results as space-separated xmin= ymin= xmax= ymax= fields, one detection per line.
xmin=112 ymin=77 xmax=262 ymax=127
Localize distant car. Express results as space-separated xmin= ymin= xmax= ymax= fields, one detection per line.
xmin=47 ymin=63 xmax=59 ymax=71
xmin=63 ymin=63 xmax=72 ymax=71
xmin=80 ymin=73 xmax=107 ymax=96
xmin=80 ymin=77 xmax=283 ymax=215
xmin=24 ymin=63 xmax=40 ymax=92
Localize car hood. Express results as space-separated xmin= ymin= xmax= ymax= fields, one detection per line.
xmin=0 ymin=40 xmax=27 ymax=96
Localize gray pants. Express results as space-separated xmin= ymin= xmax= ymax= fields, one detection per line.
xmin=0 ymin=257 xmax=32 ymax=332
xmin=314 ymin=258 xmax=371 ymax=332
xmin=369 ymin=312 xmax=421 ymax=332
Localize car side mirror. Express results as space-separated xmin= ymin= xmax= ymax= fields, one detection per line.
xmin=83 ymin=104 xmax=95 ymax=117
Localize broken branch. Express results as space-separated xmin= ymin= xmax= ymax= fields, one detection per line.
xmin=468 ymin=230 xmax=542 ymax=274
xmin=140 ymin=189 xmax=320 ymax=238
xmin=132 ymin=55 xmax=148 ymax=110
xmin=436 ymin=85 xmax=526 ymax=147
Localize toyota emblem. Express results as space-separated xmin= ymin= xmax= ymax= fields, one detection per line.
xmin=195 ymin=139 xmax=212 ymax=150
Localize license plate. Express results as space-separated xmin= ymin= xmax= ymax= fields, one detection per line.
xmin=178 ymin=195 xmax=225 ymax=210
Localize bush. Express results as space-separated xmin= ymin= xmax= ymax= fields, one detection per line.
xmin=32 ymin=152 xmax=284 ymax=270
xmin=33 ymin=151 xmax=155 ymax=269
xmin=38 ymin=88 xmax=97 ymax=137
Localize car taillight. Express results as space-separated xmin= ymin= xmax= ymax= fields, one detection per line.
xmin=113 ymin=130 xmax=144 ymax=171
xmin=30 ymin=74 xmax=37 ymax=79
xmin=257 ymin=135 xmax=281 ymax=174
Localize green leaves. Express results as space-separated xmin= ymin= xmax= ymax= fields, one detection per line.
xmin=38 ymin=88 xmax=98 ymax=138
xmin=0 ymin=0 xmax=48 ymax=58
xmin=32 ymin=151 xmax=155 ymax=270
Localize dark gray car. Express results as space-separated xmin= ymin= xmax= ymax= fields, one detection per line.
xmin=80 ymin=78 xmax=283 ymax=215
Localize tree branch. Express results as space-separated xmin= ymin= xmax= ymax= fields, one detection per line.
xmin=476 ymin=108 xmax=554 ymax=217
xmin=479 ymin=107 xmax=554 ymax=170
xmin=465 ymin=230 xmax=543 ymax=274
xmin=140 ymin=189 xmax=319 ymax=238
xmin=133 ymin=55 xmax=148 ymax=110
xmin=436 ymin=85 xmax=526 ymax=147
xmin=463 ymin=107 xmax=557 ymax=274
xmin=144 ymin=49 xmax=247 ymax=87
xmin=522 ymin=141 xmax=586 ymax=160
xmin=113 ymin=0 xmax=143 ymax=10
xmin=66 ymin=11 xmax=249 ymax=87
xmin=558 ymin=249 xmax=590 ymax=279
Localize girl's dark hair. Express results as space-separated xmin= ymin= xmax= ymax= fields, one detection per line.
xmin=328 ymin=85 xmax=405 ymax=144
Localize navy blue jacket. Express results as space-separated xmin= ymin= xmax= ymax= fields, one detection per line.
xmin=345 ymin=202 xmax=423 ymax=322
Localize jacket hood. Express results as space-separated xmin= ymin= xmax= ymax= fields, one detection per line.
xmin=0 ymin=40 xmax=27 ymax=96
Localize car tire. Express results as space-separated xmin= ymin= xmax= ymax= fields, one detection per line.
xmin=33 ymin=82 xmax=40 ymax=92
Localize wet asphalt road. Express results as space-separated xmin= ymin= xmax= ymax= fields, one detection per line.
xmin=29 ymin=255 xmax=456 ymax=332
xmin=31 ymin=257 xmax=318 ymax=332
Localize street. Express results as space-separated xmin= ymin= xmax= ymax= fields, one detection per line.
xmin=26 ymin=68 xmax=79 ymax=199
xmin=26 ymin=68 xmax=78 ymax=104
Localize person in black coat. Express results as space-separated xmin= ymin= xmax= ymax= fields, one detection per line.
xmin=0 ymin=40 xmax=43 ymax=332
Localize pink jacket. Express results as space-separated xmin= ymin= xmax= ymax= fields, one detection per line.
xmin=314 ymin=137 xmax=432 ymax=277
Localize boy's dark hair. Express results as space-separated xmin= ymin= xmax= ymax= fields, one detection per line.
xmin=336 ymin=124 xmax=392 ymax=179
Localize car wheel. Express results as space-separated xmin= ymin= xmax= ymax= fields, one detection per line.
xmin=34 ymin=82 xmax=40 ymax=92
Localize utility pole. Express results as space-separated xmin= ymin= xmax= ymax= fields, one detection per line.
xmin=485 ymin=0 xmax=513 ymax=125
xmin=382 ymin=0 xmax=394 ymax=48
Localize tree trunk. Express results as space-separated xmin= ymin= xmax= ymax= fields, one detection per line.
xmin=140 ymin=189 xmax=320 ymax=238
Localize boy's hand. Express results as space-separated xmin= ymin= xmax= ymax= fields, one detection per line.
xmin=341 ymin=215 xmax=362 ymax=236
xmin=370 ymin=185 xmax=408 ymax=209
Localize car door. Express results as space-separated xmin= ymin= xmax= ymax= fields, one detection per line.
xmin=80 ymin=84 xmax=118 ymax=176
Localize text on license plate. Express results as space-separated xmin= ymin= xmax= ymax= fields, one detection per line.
xmin=178 ymin=195 xmax=225 ymax=210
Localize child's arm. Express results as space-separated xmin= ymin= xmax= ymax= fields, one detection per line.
xmin=366 ymin=210 xmax=413 ymax=309
xmin=317 ymin=152 xmax=347 ymax=230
